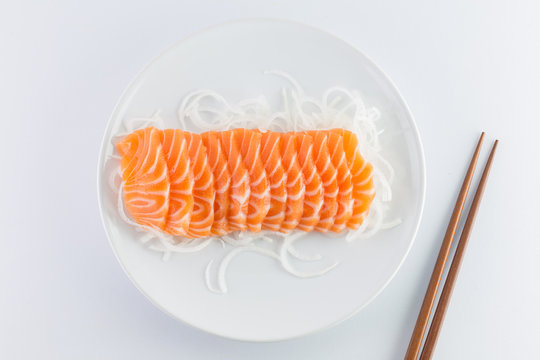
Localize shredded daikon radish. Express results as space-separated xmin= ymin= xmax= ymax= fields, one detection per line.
xmin=107 ymin=71 xmax=399 ymax=294
xmin=278 ymin=235 xmax=339 ymax=278
xmin=287 ymin=244 xmax=322 ymax=262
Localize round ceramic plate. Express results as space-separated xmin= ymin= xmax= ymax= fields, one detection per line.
xmin=97 ymin=19 xmax=425 ymax=342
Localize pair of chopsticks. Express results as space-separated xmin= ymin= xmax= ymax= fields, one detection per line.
xmin=404 ymin=133 xmax=498 ymax=360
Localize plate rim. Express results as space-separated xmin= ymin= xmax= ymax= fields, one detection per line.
xmin=96 ymin=17 xmax=426 ymax=342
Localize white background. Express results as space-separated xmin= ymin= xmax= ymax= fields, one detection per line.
xmin=1 ymin=1 xmax=539 ymax=359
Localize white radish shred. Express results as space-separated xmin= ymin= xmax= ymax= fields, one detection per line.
xmin=205 ymin=259 xmax=222 ymax=294
xmin=287 ymin=244 xmax=322 ymax=262
xmin=107 ymin=71 xmax=400 ymax=294
xmin=381 ymin=218 xmax=403 ymax=229
xmin=279 ymin=236 xmax=339 ymax=278
xmin=205 ymin=245 xmax=281 ymax=294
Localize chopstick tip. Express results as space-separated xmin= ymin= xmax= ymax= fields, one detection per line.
xmin=475 ymin=132 xmax=485 ymax=149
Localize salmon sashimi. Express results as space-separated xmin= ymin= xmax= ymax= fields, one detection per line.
xmin=279 ymin=133 xmax=305 ymax=232
xmin=183 ymin=132 xmax=215 ymax=238
xmin=295 ymin=133 xmax=323 ymax=232
xmin=325 ymin=131 xmax=353 ymax=232
xmin=234 ymin=129 xmax=271 ymax=232
xmin=219 ymin=130 xmax=250 ymax=231
xmin=307 ymin=131 xmax=338 ymax=232
xmin=117 ymin=127 xmax=376 ymax=237
xmin=116 ymin=127 xmax=170 ymax=231
xmin=331 ymin=129 xmax=376 ymax=229
xmin=160 ymin=129 xmax=194 ymax=236
xmin=201 ymin=131 xmax=231 ymax=236
xmin=259 ymin=131 xmax=287 ymax=231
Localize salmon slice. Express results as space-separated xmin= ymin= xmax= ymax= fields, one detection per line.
xmin=331 ymin=129 xmax=376 ymax=229
xmin=160 ymin=129 xmax=194 ymax=236
xmin=117 ymin=127 xmax=375 ymax=237
xmin=279 ymin=133 xmax=305 ymax=232
xmin=259 ymin=131 xmax=287 ymax=231
xmin=234 ymin=129 xmax=271 ymax=232
xmin=307 ymin=131 xmax=338 ymax=232
xmin=116 ymin=127 xmax=170 ymax=231
xmin=295 ymin=133 xmax=323 ymax=232
xmin=201 ymin=131 xmax=231 ymax=236
xmin=183 ymin=132 xmax=215 ymax=238
xmin=325 ymin=131 xmax=353 ymax=232
xmin=219 ymin=130 xmax=250 ymax=231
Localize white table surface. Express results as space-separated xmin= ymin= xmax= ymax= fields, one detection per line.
xmin=1 ymin=1 xmax=539 ymax=359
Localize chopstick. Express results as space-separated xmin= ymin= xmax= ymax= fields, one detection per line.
xmin=404 ymin=133 xmax=485 ymax=360
xmin=419 ymin=140 xmax=498 ymax=359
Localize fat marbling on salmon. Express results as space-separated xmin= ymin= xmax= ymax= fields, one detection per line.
xmin=117 ymin=127 xmax=375 ymax=238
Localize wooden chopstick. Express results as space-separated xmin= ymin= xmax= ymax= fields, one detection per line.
xmin=404 ymin=133 xmax=485 ymax=360
xmin=419 ymin=140 xmax=498 ymax=359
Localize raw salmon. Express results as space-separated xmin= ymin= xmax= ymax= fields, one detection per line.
xmin=201 ymin=131 xmax=230 ymax=236
xmin=116 ymin=127 xmax=170 ymax=231
xmin=117 ymin=127 xmax=376 ymax=237
xmin=160 ymin=129 xmax=194 ymax=236
xmin=295 ymin=133 xmax=323 ymax=232
xmin=331 ymin=129 xmax=376 ymax=229
xmin=219 ymin=130 xmax=250 ymax=231
xmin=325 ymin=131 xmax=353 ymax=232
xmin=183 ymin=131 xmax=215 ymax=238
xmin=234 ymin=129 xmax=271 ymax=232
xmin=279 ymin=133 xmax=305 ymax=232
xmin=307 ymin=131 xmax=338 ymax=232
xmin=259 ymin=131 xmax=287 ymax=231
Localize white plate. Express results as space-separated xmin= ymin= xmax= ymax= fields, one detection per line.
xmin=97 ymin=19 xmax=425 ymax=342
